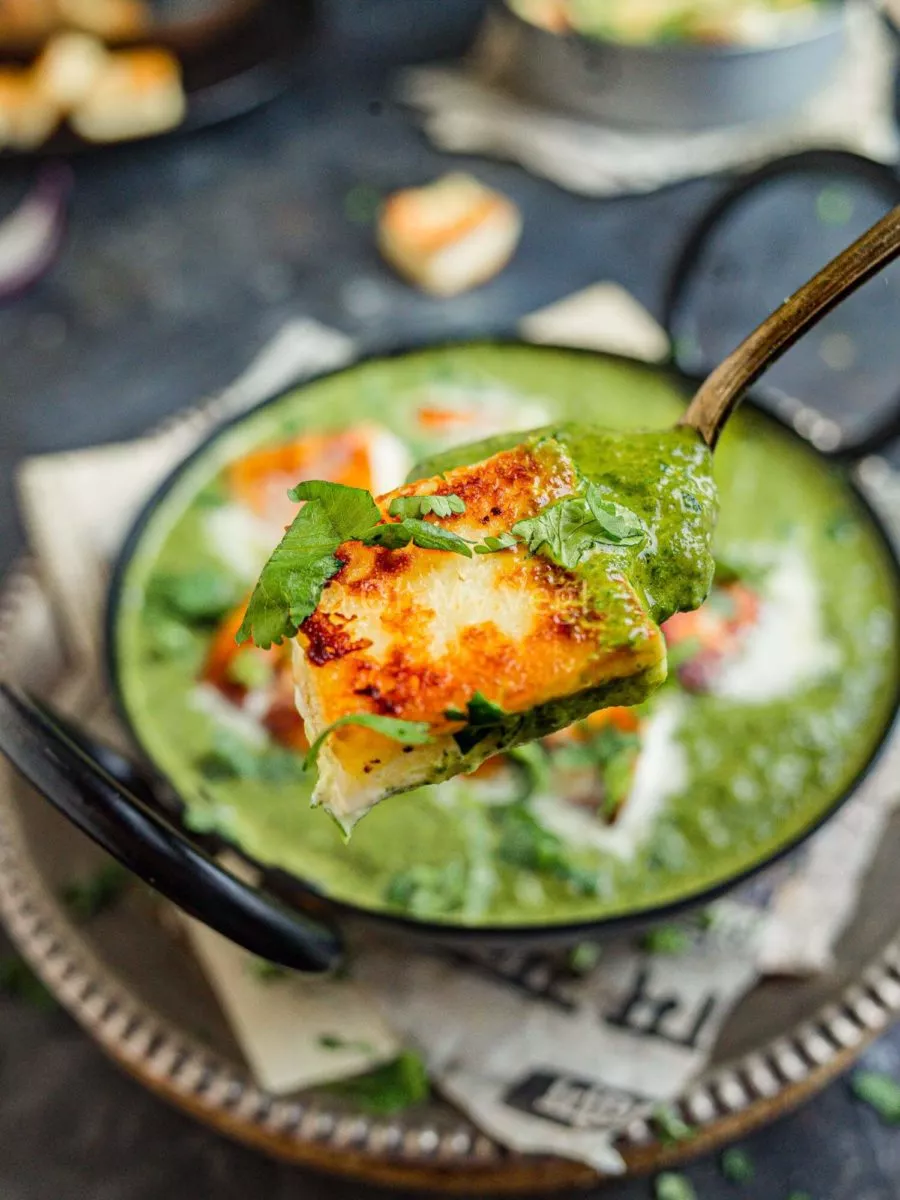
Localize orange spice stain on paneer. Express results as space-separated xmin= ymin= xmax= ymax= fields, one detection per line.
xmin=292 ymin=440 xmax=665 ymax=822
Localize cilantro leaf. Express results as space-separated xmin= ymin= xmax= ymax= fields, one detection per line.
xmin=388 ymin=494 xmax=466 ymax=519
xmin=323 ymin=1050 xmax=430 ymax=1114
xmin=361 ymin=517 xmax=472 ymax=557
xmin=506 ymin=742 xmax=552 ymax=802
xmin=493 ymin=803 xmax=600 ymax=896
xmin=512 ymin=485 xmax=643 ymax=571
xmin=237 ymin=497 xmax=355 ymax=649
xmin=303 ymin=712 xmax=432 ymax=773
xmin=474 ymin=532 xmax=518 ymax=554
xmin=851 ymin=1070 xmax=900 ymax=1123
xmin=445 ymin=691 xmax=509 ymax=755
xmin=288 ymin=479 xmax=380 ymax=532
xmin=720 ymin=1147 xmax=754 ymax=1184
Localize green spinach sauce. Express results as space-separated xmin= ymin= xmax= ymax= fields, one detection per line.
xmin=115 ymin=345 xmax=900 ymax=926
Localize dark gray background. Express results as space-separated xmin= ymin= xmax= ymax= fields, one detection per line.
xmin=3 ymin=2 xmax=900 ymax=1196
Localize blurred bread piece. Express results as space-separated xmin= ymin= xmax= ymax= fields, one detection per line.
xmin=0 ymin=69 xmax=60 ymax=149
xmin=378 ymin=173 xmax=523 ymax=297
xmin=70 ymin=47 xmax=185 ymax=142
xmin=56 ymin=0 xmax=149 ymax=40
xmin=32 ymin=32 xmax=108 ymax=109
xmin=0 ymin=0 xmax=57 ymax=45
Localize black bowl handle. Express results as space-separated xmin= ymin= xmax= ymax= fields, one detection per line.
xmin=662 ymin=149 xmax=900 ymax=463
xmin=0 ymin=682 xmax=343 ymax=974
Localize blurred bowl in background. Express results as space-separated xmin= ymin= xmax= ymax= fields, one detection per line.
xmin=490 ymin=0 xmax=848 ymax=130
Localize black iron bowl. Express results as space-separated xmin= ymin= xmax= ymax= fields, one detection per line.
xmin=98 ymin=337 xmax=900 ymax=969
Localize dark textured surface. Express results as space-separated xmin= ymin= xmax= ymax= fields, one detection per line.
xmin=2 ymin=2 xmax=900 ymax=1197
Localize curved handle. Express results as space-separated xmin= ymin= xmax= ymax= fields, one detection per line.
xmin=663 ymin=150 xmax=900 ymax=459
xmin=0 ymin=683 xmax=342 ymax=974
xmin=681 ymin=206 xmax=900 ymax=450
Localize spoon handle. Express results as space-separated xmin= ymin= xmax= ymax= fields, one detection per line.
xmin=681 ymin=205 xmax=900 ymax=449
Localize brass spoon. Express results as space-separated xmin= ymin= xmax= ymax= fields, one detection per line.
xmin=681 ymin=206 xmax=900 ymax=450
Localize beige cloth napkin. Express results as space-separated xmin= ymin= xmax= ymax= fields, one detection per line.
xmin=400 ymin=2 xmax=898 ymax=197
xmin=12 ymin=290 xmax=900 ymax=1171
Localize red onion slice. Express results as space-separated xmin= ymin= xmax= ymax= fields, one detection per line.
xmin=0 ymin=162 xmax=73 ymax=302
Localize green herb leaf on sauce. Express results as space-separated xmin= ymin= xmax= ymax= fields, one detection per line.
xmin=385 ymin=861 xmax=467 ymax=917
xmin=851 ymin=1070 xmax=900 ymax=1123
xmin=445 ymin=692 xmax=509 ymax=755
xmin=494 ymin=803 xmax=600 ymax=896
xmin=360 ymin=517 xmax=472 ymax=557
xmin=150 ymin=570 xmax=240 ymax=626
xmin=303 ymin=713 xmax=432 ymax=774
xmin=198 ymin=730 xmax=306 ymax=785
xmin=474 ymin=532 xmax=519 ymax=554
xmin=323 ymin=1050 xmax=430 ymax=1115
xmin=388 ymin=494 xmax=466 ymax=519
xmin=61 ymin=863 xmax=131 ymax=922
xmin=506 ymin=742 xmax=552 ymax=802
xmin=720 ymin=1147 xmax=754 ymax=1184
xmin=512 ymin=484 xmax=644 ymax=571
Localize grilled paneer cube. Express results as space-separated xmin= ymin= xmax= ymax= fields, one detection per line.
xmin=292 ymin=438 xmax=669 ymax=829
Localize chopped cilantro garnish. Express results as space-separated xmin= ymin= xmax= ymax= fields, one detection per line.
xmin=720 ymin=1146 xmax=754 ymax=1184
xmin=385 ymin=861 xmax=467 ymax=917
xmin=361 ymin=517 xmax=472 ymax=557
xmin=653 ymin=1104 xmax=695 ymax=1145
xmin=641 ymin=924 xmax=692 ymax=956
xmin=474 ymin=531 xmax=518 ymax=554
xmin=506 ymin=742 xmax=552 ymax=802
xmin=197 ymin=729 xmax=305 ymax=784
xmin=445 ymin=692 xmax=509 ymax=755
xmin=0 ymin=954 xmax=56 ymax=1010
xmin=512 ymin=483 xmax=644 ymax=570
xmin=149 ymin=570 xmax=240 ymax=626
xmin=655 ymin=1172 xmax=697 ymax=1200
xmin=238 ymin=480 xmax=473 ymax=648
xmin=388 ymin=494 xmax=466 ymax=519
xmin=554 ymin=724 xmax=640 ymax=819
xmin=494 ymin=803 xmax=600 ymax=896
xmin=323 ymin=1050 xmax=430 ymax=1115
xmin=303 ymin=713 xmax=432 ymax=773
xmin=851 ymin=1069 xmax=900 ymax=1123
xmin=61 ymin=863 xmax=131 ymax=921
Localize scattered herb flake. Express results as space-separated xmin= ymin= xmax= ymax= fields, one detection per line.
xmin=506 ymin=742 xmax=552 ymax=802
xmin=642 ymin=924 xmax=693 ymax=956
xmin=851 ymin=1069 xmax=900 ymax=1123
xmin=323 ymin=1050 xmax=430 ymax=1115
xmin=655 ymin=1171 xmax=697 ymax=1200
xmin=720 ymin=1146 xmax=754 ymax=1184
xmin=61 ymin=863 xmax=131 ymax=921
xmin=0 ymin=955 xmax=56 ymax=1010
xmin=653 ymin=1104 xmax=695 ymax=1145
xmin=445 ymin=691 xmax=509 ymax=755
xmin=567 ymin=942 xmax=602 ymax=976
xmin=318 ymin=1034 xmax=376 ymax=1053
xmin=494 ymin=803 xmax=600 ymax=897
xmin=388 ymin=494 xmax=466 ymax=520
xmin=197 ymin=729 xmax=305 ymax=785
xmin=303 ymin=713 xmax=432 ymax=773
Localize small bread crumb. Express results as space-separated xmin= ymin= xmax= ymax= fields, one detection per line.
xmin=377 ymin=173 xmax=522 ymax=297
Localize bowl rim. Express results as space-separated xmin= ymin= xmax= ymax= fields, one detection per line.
xmin=496 ymin=0 xmax=848 ymax=61
xmin=106 ymin=337 xmax=900 ymax=945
